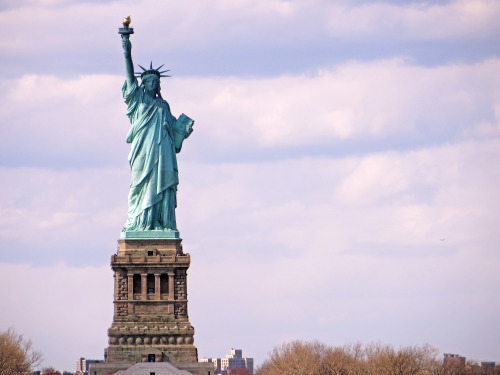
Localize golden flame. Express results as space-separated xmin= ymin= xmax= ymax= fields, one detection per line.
xmin=123 ymin=16 xmax=131 ymax=27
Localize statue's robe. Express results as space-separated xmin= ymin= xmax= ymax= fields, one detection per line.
xmin=122 ymin=78 xmax=191 ymax=230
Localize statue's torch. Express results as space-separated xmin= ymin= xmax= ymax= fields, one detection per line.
xmin=118 ymin=16 xmax=134 ymax=38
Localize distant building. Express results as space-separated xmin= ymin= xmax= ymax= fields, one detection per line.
xmin=465 ymin=361 xmax=497 ymax=375
xmin=201 ymin=348 xmax=253 ymax=374
xmin=76 ymin=358 xmax=103 ymax=374
xmin=481 ymin=362 xmax=496 ymax=368
xmin=444 ymin=353 xmax=498 ymax=374
xmin=444 ymin=353 xmax=466 ymax=368
xmin=202 ymin=358 xmax=222 ymax=373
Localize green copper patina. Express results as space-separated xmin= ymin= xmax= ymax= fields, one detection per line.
xmin=119 ymin=19 xmax=194 ymax=235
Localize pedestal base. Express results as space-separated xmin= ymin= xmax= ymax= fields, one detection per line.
xmin=89 ymin=361 xmax=215 ymax=375
xmin=104 ymin=235 xmax=198 ymax=366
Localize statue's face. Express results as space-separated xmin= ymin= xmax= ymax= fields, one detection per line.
xmin=144 ymin=76 xmax=160 ymax=96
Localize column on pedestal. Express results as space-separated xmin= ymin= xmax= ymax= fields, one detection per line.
xmin=168 ymin=271 xmax=175 ymax=314
xmin=141 ymin=274 xmax=147 ymax=300
xmin=128 ymin=273 xmax=134 ymax=315
xmin=154 ymin=273 xmax=161 ymax=300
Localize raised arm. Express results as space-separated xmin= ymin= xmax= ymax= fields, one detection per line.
xmin=122 ymin=35 xmax=135 ymax=88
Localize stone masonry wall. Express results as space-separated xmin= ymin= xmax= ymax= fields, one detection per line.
xmin=114 ymin=269 xmax=128 ymax=317
xmin=174 ymin=270 xmax=187 ymax=317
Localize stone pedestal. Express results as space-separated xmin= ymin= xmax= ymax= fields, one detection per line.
xmin=104 ymin=236 xmax=198 ymax=365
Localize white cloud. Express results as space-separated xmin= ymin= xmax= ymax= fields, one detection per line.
xmin=0 ymin=74 xmax=128 ymax=166
xmin=324 ymin=0 xmax=500 ymax=40
xmin=1 ymin=0 xmax=498 ymax=75
xmin=1 ymin=56 xmax=499 ymax=263
xmin=174 ymin=58 xmax=500 ymax=149
xmin=0 ymin=263 xmax=112 ymax=371
xmin=2 ymin=57 xmax=492 ymax=164
xmin=0 ymin=166 xmax=128 ymax=266
xmin=178 ymin=136 xmax=500 ymax=254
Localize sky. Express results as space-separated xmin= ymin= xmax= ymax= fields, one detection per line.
xmin=1 ymin=0 xmax=500 ymax=372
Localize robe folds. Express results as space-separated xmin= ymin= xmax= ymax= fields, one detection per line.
xmin=122 ymin=79 xmax=191 ymax=231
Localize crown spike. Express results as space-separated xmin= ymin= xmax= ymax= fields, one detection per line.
xmin=137 ymin=62 xmax=171 ymax=79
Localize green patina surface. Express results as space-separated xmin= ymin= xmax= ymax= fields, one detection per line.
xmin=120 ymin=22 xmax=193 ymax=233
xmin=120 ymin=230 xmax=180 ymax=240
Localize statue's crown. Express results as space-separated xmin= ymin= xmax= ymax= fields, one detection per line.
xmin=135 ymin=62 xmax=170 ymax=79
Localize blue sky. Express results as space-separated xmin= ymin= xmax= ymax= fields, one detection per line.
xmin=1 ymin=0 xmax=500 ymax=372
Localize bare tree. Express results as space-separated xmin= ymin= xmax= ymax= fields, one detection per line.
xmin=0 ymin=328 xmax=42 ymax=375
xmin=322 ymin=343 xmax=367 ymax=375
xmin=350 ymin=342 xmax=439 ymax=375
xmin=257 ymin=340 xmax=440 ymax=375
xmin=256 ymin=340 xmax=327 ymax=375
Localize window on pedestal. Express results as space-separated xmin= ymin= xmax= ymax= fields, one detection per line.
xmin=147 ymin=274 xmax=155 ymax=294
xmin=133 ymin=274 xmax=141 ymax=295
xmin=160 ymin=274 xmax=168 ymax=294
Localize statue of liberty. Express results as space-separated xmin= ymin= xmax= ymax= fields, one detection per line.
xmin=119 ymin=18 xmax=194 ymax=232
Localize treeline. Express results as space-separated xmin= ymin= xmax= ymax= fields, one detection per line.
xmin=256 ymin=340 xmax=500 ymax=375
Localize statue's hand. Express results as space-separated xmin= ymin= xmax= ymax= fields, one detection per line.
xmin=122 ymin=36 xmax=132 ymax=56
